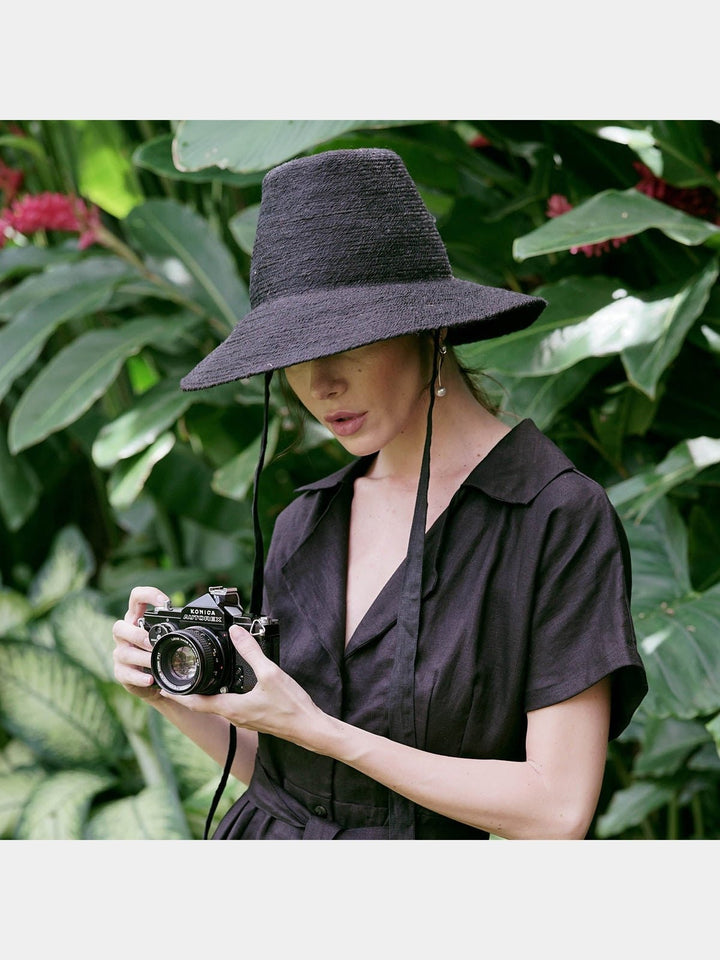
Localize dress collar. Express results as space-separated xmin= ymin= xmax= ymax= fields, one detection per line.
xmin=295 ymin=419 xmax=574 ymax=506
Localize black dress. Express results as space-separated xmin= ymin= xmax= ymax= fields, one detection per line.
xmin=213 ymin=419 xmax=647 ymax=839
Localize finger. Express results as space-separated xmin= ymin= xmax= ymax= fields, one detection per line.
xmin=113 ymin=638 xmax=152 ymax=669
xmin=229 ymin=625 xmax=272 ymax=677
xmin=113 ymin=618 xmax=152 ymax=651
xmin=125 ymin=586 xmax=170 ymax=626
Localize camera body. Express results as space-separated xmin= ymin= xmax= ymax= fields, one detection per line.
xmin=139 ymin=586 xmax=279 ymax=696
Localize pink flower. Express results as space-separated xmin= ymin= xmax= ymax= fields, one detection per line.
xmin=0 ymin=191 xmax=102 ymax=248
xmin=469 ymin=134 xmax=491 ymax=149
xmin=546 ymin=193 xmax=629 ymax=257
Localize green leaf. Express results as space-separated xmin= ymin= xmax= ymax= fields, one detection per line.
xmin=623 ymin=500 xmax=720 ymax=719
xmin=0 ymin=256 xmax=136 ymax=319
xmin=514 ymin=188 xmax=720 ymax=261
xmin=632 ymin=716 xmax=712 ymax=777
xmin=608 ymin=436 xmax=720 ymax=521
xmin=28 ymin=525 xmax=95 ymax=615
xmin=85 ymin=785 xmax=190 ymax=839
xmin=8 ymin=314 xmax=178 ymax=453
xmin=0 ymin=245 xmax=81 ymax=283
xmin=156 ymin=713 xmax=222 ymax=795
xmin=480 ymin=358 xmax=608 ymax=430
xmin=172 ymin=119 xmax=415 ymax=173
xmin=0 ymin=273 xmax=124 ymax=405
xmin=16 ymin=769 xmax=114 ymax=840
xmin=0 ymin=641 xmax=126 ymax=767
xmin=0 ymin=423 xmax=40 ymax=532
xmin=632 ymin=585 xmax=720 ymax=719
xmin=621 ymin=259 xmax=719 ymax=398
xmin=107 ymin=432 xmax=176 ymax=510
xmin=595 ymin=780 xmax=675 ymax=838
xmin=133 ymin=135 xmax=265 ymax=187
xmin=71 ymin=120 xmax=145 ymax=218
xmin=50 ymin=590 xmax=118 ymax=681
xmin=92 ymin=380 xmax=193 ymax=468
xmin=0 ymin=768 xmax=46 ymax=838
xmin=706 ymin=713 xmax=720 ymax=759
xmin=464 ymin=276 xmax=659 ymax=377
xmin=228 ymin=204 xmax=260 ymax=256
xmin=211 ymin=418 xmax=281 ymax=501
xmin=124 ymin=199 xmax=250 ymax=329
xmin=0 ymin=589 xmax=34 ymax=638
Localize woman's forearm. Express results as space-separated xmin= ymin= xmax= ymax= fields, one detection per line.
xmin=310 ymin=680 xmax=610 ymax=840
xmin=153 ymin=695 xmax=259 ymax=785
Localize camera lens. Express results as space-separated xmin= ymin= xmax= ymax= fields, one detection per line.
xmin=150 ymin=626 xmax=225 ymax=694
xmin=169 ymin=643 xmax=199 ymax=681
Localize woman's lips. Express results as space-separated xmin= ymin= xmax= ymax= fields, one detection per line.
xmin=324 ymin=411 xmax=367 ymax=437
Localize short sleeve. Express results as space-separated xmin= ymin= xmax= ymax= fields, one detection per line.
xmin=525 ymin=472 xmax=647 ymax=739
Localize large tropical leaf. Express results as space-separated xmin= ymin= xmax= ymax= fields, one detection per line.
xmin=8 ymin=314 xmax=184 ymax=453
xmin=0 ymin=588 xmax=33 ymax=638
xmin=212 ymin=418 xmax=281 ymax=501
xmin=0 ymin=268 xmax=129 ymax=405
xmin=0 ymin=256 xmax=136 ymax=320
xmin=0 ymin=244 xmax=81 ymax=283
xmin=621 ymin=258 xmax=719 ymax=397
xmin=608 ymin=436 xmax=720 ymax=521
xmin=467 ymin=273 xmax=715 ymax=380
xmin=0 ymin=423 xmax=40 ymax=532
xmin=514 ymin=188 xmax=720 ymax=261
xmin=0 ymin=768 xmax=46 ymax=838
xmin=595 ymin=780 xmax=676 ymax=838
xmin=84 ymin=785 xmax=190 ymax=839
xmin=172 ymin=120 xmax=415 ymax=173
xmin=124 ymin=199 xmax=250 ymax=328
xmin=27 ymin=525 xmax=95 ymax=615
xmin=107 ymin=432 xmax=176 ymax=509
xmin=50 ymin=590 xmax=118 ymax=681
xmin=92 ymin=380 xmax=194 ymax=468
xmin=15 ymin=769 xmax=114 ymax=840
xmin=133 ymin=135 xmax=264 ymax=187
xmin=0 ymin=641 xmax=126 ymax=767
xmin=70 ymin=119 xmax=145 ymax=218
xmin=624 ymin=499 xmax=720 ymax=719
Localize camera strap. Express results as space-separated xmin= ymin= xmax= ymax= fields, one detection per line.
xmin=204 ymin=370 xmax=274 ymax=840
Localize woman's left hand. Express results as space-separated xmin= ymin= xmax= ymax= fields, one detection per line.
xmin=158 ymin=625 xmax=329 ymax=752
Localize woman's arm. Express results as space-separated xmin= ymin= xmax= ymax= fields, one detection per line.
xmin=112 ymin=587 xmax=258 ymax=784
xmin=161 ymin=626 xmax=611 ymax=839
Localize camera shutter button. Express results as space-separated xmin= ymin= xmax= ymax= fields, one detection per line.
xmin=312 ymin=804 xmax=328 ymax=818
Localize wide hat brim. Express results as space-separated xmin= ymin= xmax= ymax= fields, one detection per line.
xmin=180 ymin=278 xmax=545 ymax=390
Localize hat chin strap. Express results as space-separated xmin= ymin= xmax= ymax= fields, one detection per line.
xmin=387 ymin=328 xmax=441 ymax=839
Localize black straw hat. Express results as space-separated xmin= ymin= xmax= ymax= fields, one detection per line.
xmin=180 ymin=147 xmax=546 ymax=390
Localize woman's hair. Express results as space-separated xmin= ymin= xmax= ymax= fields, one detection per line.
xmin=449 ymin=345 xmax=499 ymax=415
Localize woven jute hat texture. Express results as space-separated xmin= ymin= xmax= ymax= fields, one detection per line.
xmin=181 ymin=147 xmax=546 ymax=390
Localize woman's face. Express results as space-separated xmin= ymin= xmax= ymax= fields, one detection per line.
xmin=284 ymin=335 xmax=431 ymax=456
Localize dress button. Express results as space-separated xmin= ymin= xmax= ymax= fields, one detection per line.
xmin=313 ymin=804 xmax=328 ymax=818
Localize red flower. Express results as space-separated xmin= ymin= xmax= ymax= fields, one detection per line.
xmin=0 ymin=191 xmax=102 ymax=249
xmin=633 ymin=162 xmax=719 ymax=223
xmin=0 ymin=161 xmax=24 ymax=204
xmin=469 ymin=133 xmax=491 ymax=149
xmin=546 ymin=193 xmax=629 ymax=257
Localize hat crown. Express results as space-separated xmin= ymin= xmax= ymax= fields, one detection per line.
xmin=249 ymin=148 xmax=452 ymax=307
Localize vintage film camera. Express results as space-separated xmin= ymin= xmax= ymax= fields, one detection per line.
xmin=139 ymin=586 xmax=279 ymax=696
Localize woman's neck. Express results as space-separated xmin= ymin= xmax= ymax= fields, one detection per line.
xmin=367 ymin=365 xmax=510 ymax=486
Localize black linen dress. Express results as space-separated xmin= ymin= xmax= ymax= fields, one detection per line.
xmin=214 ymin=419 xmax=648 ymax=839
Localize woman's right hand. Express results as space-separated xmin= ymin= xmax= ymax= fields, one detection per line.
xmin=112 ymin=586 xmax=171 ymax=705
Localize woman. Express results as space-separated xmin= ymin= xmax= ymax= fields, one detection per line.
xmin=112 ymin=147 xmax=647 ymax=839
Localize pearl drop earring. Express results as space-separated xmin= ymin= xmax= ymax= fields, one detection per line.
xmin=436 ymin=343 xmax=448 ymax=397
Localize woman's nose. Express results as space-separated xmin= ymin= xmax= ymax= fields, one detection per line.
xmin=308 ymin=359 xmax=345 ymax=399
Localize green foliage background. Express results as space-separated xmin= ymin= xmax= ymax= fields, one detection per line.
xmin=1 ymin=119 xmax=719 ymax=839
